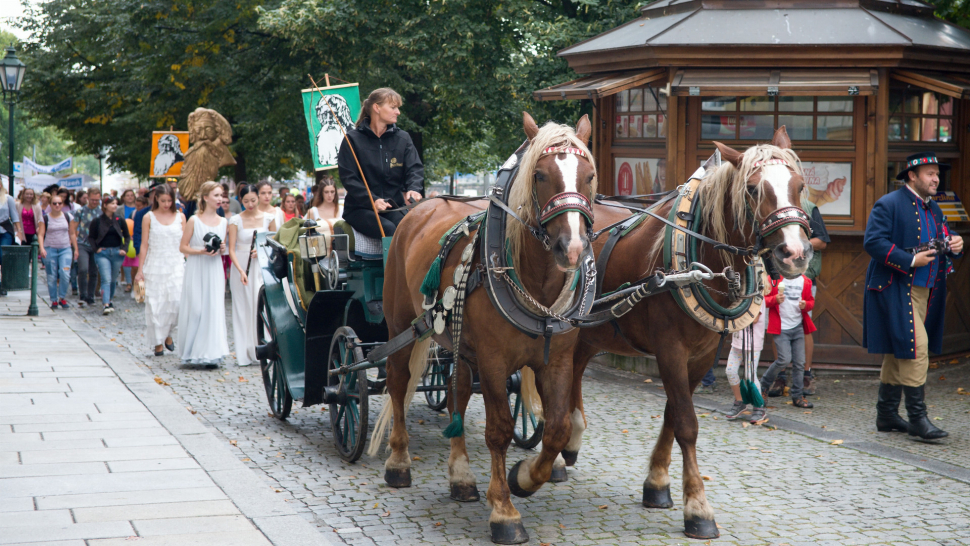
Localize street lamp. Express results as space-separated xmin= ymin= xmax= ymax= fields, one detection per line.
xmin=1 ymin=46 xmax=26 ymax=197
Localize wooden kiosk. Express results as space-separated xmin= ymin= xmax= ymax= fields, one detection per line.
xmin=537 ymin=0 xmax=970 ymax=367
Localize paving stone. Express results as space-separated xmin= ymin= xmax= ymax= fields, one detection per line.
xmin=19 ymin=445 xmax=188 ymax=465
xmin=3 ymin=469 xmax=212 ymax=498
xmin=88 ymin=531 xmax=273 ymax=546
xmin=0 ymin=438 xmax=106 ymax=452
xmin=0 ymin=461 xmax=108 ymax=479
xmin=0 ymin=497 xmax=34 ymax=513
xmin=0 ymin=520 xmax=134 ymax=544
xmin=0 ymin=509 xmax=74 ymax=527
xmin=34 ymin=486 xmax=228 ymax=510
xmin=105 ymin=458 xmax=200 ymax=473
xmin=74 ymin=500 xmax=240 ymax=523
xmin=131 ymin=514 xmax=255 ymax=536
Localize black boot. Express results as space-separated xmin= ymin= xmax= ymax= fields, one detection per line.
xmin=903 ymin=385 xmax=948 ymax=440
xmin=875 ymin=383 xmax=910 ymax=433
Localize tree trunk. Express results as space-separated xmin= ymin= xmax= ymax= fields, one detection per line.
xmin=234 ymin=150 xmax=247 ymax=182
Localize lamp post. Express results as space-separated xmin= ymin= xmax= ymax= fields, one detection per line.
xmin=1 ymin=46 xmax=26 ymax=197
xmin=94 ymin=148 xmax=106 ymax=195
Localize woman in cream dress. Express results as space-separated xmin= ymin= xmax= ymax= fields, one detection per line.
xmin=134 ymin=184 xmax=185 ymax=356
xmin=227 ymin=185 xmax=276 ymax=366
xmin=177 ymin=182 xmax=230 ymax=368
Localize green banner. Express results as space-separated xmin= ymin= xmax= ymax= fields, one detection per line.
xmin=301 ymin=83 xmax=361 ymax=172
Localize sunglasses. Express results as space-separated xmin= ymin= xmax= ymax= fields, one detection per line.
xmin=52 ymin=202 xmax=64 ymax=206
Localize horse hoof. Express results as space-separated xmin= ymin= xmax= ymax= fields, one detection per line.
xmin=561 ymin=450 xmax=578 ymax=467
xmin=642 ymin=484 xmax=674 ymax=508
xmin=450 ymin=483 xmax=480 ymax=502
xmin=384 ymin=468 xmax=411 ymax=488
xmin=684 ymin=517 xmax=719 ymax=539
xmin=549 ymin=465 xmax=568 ymax=483
xmin=489 ymin=521 xmax=529 ymax=544
xmin=506 ymin=460 xmax=536 ymax=498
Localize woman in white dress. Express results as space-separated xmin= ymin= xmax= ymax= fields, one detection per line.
xmin=227 ymin=185 xmax=277 ymax=366
xmin=177 ymin=181 xmax=230 ymax=368
xmin=255 ymin=181 xmax=284 ymax=229
xmin=134 ymin=184 xmax=186 ymax=356
xmin=304 ymin=178 xmax=343 ymax=232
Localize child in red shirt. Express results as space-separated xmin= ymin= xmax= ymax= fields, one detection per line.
xmin=760 ymin=274 xmax=817 ymax=409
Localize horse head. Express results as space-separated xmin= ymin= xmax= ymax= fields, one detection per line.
xmin=713 ymin=126 xmax=813 ymax=279
xmin=513 ymin=112 xmax=597 ymax=271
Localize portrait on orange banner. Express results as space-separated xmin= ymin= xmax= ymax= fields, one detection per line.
xmin=150 ymin=131 xmax=189 ymax=178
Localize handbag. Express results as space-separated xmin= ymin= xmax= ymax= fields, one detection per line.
xmin=132 ymin=280 xmax=146 ymax=303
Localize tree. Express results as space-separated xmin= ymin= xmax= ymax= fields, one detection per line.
xmin=0 ymin=29 xmax=101 ymax=179
xmin=19 ymin=0 xmax=648 ymax=183
xmin=19 ymin=0 xmax=319 ymax=182
xmin=926 ymin=0 xmax=970 ymax=29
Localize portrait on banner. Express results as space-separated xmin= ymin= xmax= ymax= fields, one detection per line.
xmin=301 ymin=83 xmax=361 ymax=171
xmin=150 ymin=131 xmax=189 ymax=177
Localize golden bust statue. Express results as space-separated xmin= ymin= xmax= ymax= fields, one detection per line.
xmin=179 ymin=108 xmax=236 ymax=201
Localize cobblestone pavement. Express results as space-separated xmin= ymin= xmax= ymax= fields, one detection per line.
xmin=53 ymin=281 xmax=970 ymax=546
xmin=691 ymin=358 xmax=970 ymax=472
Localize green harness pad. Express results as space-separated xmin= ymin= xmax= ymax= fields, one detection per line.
xmin=419 ymin=212 xmax=486 ymax=297
xmin=662 ymin=186 xmax=755 ymax=323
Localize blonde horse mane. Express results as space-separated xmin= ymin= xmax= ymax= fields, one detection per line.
xmin=647 ymin=144 xmax=802 ymax=269
xmin=506 ymin=121 xmax=597 ymax=268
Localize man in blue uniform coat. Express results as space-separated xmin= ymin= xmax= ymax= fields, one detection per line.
xmin=863 ymin=152 xmax=963 ymax=440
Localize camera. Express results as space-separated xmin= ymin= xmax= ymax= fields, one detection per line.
xmin=202 ymin=232 xmax=223 ymax=254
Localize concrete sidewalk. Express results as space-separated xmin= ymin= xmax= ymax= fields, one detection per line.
xmin=0 ymin=290 xmax=329 ymax=545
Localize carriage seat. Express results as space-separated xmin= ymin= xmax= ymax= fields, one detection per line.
xmin=333 ymin=220 xmax=383 ymax=260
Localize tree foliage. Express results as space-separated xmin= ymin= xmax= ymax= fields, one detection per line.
xmin=19 ymin=0 xmax=317 ymax=182
xmin=925 ymin=0 xmax=970 ymax=29
xmin=18 ymin=0 xmax=648 ymax=181
xmin=0 ymin=29 xmax=100 ymax=178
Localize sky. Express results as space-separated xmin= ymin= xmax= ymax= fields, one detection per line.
xmin=1 ymin=0 xmax=30 ymax=41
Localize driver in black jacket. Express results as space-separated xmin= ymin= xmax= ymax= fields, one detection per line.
xmin=337 ymin=87 xmax=424 ymax=238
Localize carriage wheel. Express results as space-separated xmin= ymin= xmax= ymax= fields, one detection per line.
xmin=327 ymin=326 xmax=369 ymax=463
xmin=508 ymin=370 xmax=543 ymax=449
xmin=257 ymin=286 xmax=292 ymax=420
xmin=423 ymin=344 xmax=451 ymax=411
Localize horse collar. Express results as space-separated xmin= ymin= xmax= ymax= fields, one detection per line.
xmin=480 ymin=145 xmax=598 ymax=340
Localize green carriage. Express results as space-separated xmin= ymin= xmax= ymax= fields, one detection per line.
xmin=253 ymin=219 xmax=543 ymax=462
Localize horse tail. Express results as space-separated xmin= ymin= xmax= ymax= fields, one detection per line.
xmin=367 ymin=336 xmax=433 ymax=457
xmin=519 ymin=366 xmax=544 ymax=422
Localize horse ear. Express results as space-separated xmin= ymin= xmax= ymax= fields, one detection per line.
xmin=714 ymin=141 xmax=743 ymax=168
xmin=575 ymin=114 xmax=591 ymax=145
xmin=523 ymin=112 xmax=539 ymax=141
xmin=772 ymin=125 xmax=792 ymax=149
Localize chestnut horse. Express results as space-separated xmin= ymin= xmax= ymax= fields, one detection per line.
xmin=368 ymin=113 xmax=596 ymax=544
xmin=565 ymin=127 xmax=812 ymax=539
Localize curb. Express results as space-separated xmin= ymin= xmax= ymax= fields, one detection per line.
xmin=583 ymin=363 xmax=970 ymax=486
xmin=55 ymin=306 xmax=336 ymax=546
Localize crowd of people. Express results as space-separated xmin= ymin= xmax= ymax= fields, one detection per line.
xmin=0 ymin=176 xmax=344 ymax=369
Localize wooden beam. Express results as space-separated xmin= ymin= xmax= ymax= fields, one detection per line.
xmin=890 ymin=70 xmax=970 ymax=100
xmin=873 ymin=68 xmax=890 ymax=208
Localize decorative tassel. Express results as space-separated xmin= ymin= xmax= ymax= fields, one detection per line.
xmin=420 ymin=256 xmax=443 ymax=297
xmin=442 ymin=411 xmax=464 ymax=438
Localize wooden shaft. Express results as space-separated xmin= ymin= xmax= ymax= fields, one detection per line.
xmin=308 ymin=74 xmax=385 ymax=237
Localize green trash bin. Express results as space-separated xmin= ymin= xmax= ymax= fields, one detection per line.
xmin=1 ymin=245 xmax=32 ymax=291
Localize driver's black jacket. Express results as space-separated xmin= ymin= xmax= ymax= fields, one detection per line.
xmin=337 ymin=120 xmax=424 ymax=218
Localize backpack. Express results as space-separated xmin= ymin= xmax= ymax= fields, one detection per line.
xmin=42 ymin=211 xmax=73 ymax=228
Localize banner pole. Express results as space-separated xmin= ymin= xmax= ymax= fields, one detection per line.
xmin=308 ymin=75 xmax=385 ymax=237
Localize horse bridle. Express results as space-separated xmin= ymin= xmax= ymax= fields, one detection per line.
xmin=490 ymin=144 xmax=596 ymax=250
xmin=530 ymin=145 xmax=595 ymax=249
xmin=745 ymin=158 xmax=812 ymax=278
